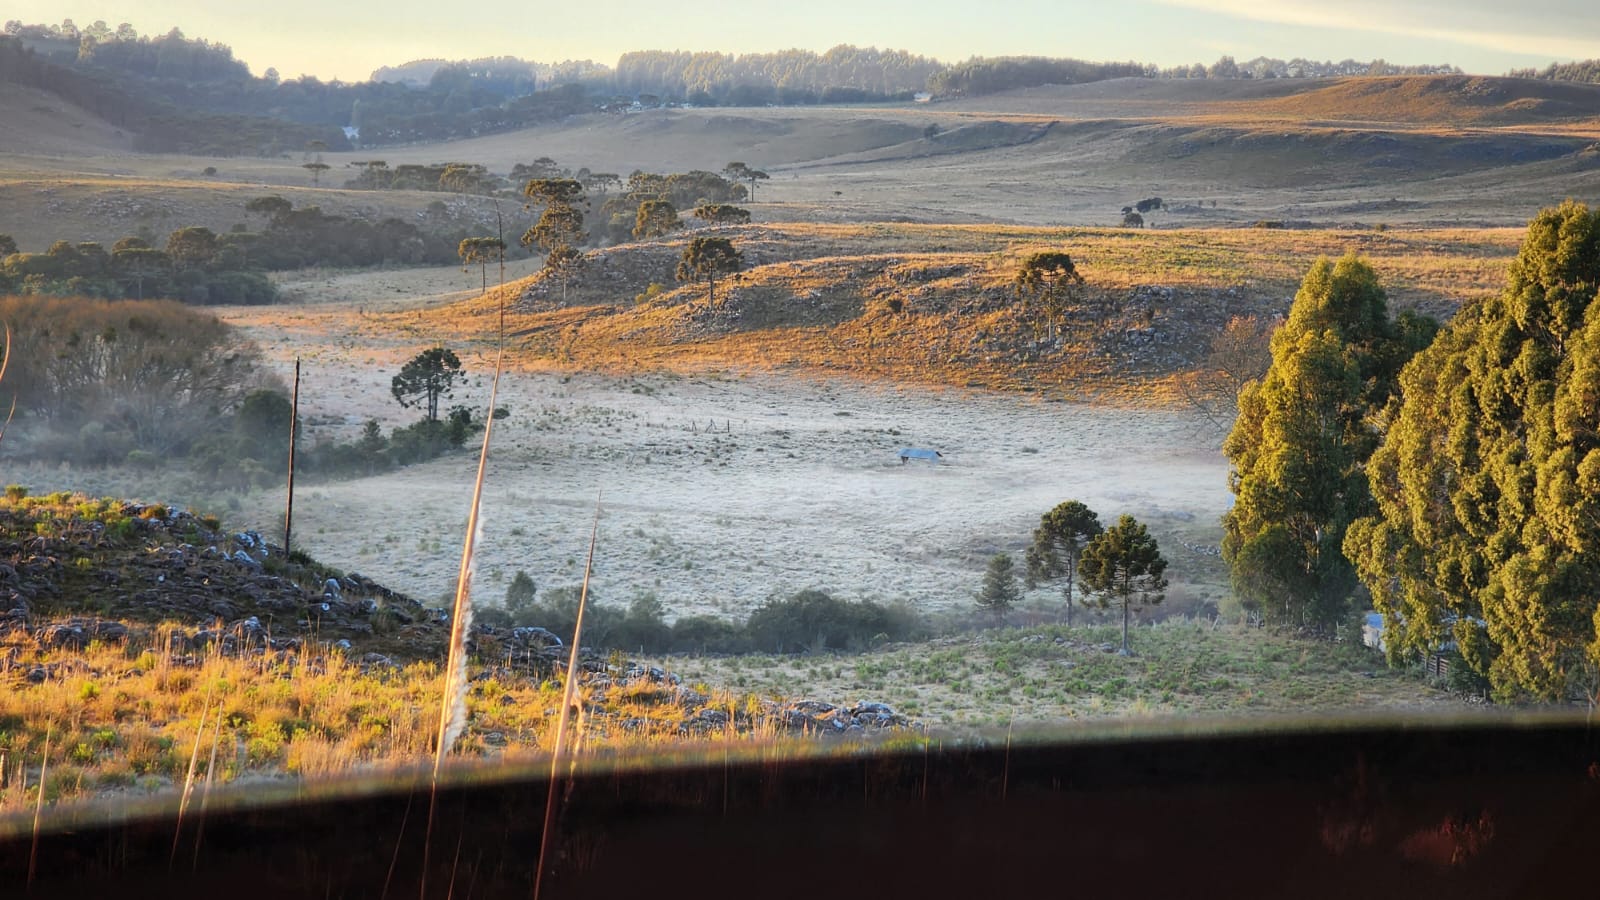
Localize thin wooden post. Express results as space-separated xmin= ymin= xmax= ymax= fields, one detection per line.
xmin=284 ymin=358 xmax=300 ymax=557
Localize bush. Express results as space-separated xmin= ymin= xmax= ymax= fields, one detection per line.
xmin=668 ymin=616 xmax=752 ymax=654
xmin=613 ymin=593 xmax=671 ymax=651
xmin=517 ymin=586 xmax=624 ymax=647
xmin=745 ymin=588 xmax=919 ymax=653
xmin=505 ymin=571 xmax=537 ymax=619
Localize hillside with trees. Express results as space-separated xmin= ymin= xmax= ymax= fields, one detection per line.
xmin=1507 ymin=58 xmax=1600 ymax=83
xmin=1 ymin=17 xmax=1489 ymax=155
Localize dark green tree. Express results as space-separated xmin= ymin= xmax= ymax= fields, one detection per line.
xmin=1080 ymin=514 xmax=1168 ymax=655
xmin=722 ymin=161 xmax=769 ymax=201
xmin=390 ymin=346 xmax=462 ymax=422
xmin=692 ymin=204 xmax=751 ymax=226
xmin=457 ymin=236 xmax=505 ymax=295
xmin=165 ymin=226 xmax=220 ymax=271
xmin=633 ymin=199 xmax=682 ymax=239
xmin=302 ymin=161 xmax=331 ymax=185
xmin=1015 ymin=251 xmax=1085 ymax=342
xmin=521 ymin=178 xmax=588 ymax=252
xmin=522 ymin=178 xmax=586 ymax=208
xmin=525 ymin=203 xmax=587 ymax=252
xmin=676 ymin=236 xmax=742 ymax=306
xmin=234 ymin=388 xmax=292 ymax=460
xmin=0 ymin=234 xmax=16 ymax=257
xmin=112 ymin=247 xmax=169 ymax=300
xmin=245 ymin=195 xmax=293 ymax=223
xmin=976 ymin=552 xmax=1021 ymax=624
xmin=439 ymin=163 xmax=488 ymax=195
xmin=1024 ymin=500 xmax=1103 ymax=626
xmin=1345 ymin=201 xmax=1600 ymax=701
xmin=505 ymin=570 xmax=537 ymax=620
xmin=1223 ymin=253 xmax=1434 ymax=632
xmin=543 ymin=243 xmax=585 ymax=304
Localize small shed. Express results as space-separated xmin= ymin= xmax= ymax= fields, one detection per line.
xmin=898 ymin=448 xmax=942 ymax=464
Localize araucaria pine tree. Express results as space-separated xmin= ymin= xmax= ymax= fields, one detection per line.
xmin=1025 ymin=500 xmax=1102 ymax=627
xmin=1080 ymin=515 xmax=1168 ymax=655
xmin=976 ymin=552 xmax=1021 ymax=623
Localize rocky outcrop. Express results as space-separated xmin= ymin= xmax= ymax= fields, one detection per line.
xmin=2 ymin=496 xmax=918 ymax=740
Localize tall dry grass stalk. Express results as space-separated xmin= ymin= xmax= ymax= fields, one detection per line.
xmin=534 ymin=495 xmax=602 ymax=900
xmin=422 ymin=231 xmax=508 ymax=899
xmin=170 ymin=685 xmax=214 ymax=868
xmin=0 ymin=321 xmax=14 ymax=445
xmin=27 ymin=722 xmax=50 ymax=892
xmin=191 ymin=710 xmax=223 ymax=871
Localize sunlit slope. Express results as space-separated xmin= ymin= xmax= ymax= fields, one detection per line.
xmin=0 ymin=85 xmax=134 ymax=156
xmin=934 ymin=75 xmax=1600 ymax=131
xmin=408 ymin=223 xmax=1520 ymax=400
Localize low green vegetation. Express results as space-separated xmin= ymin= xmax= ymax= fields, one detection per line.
xmin=678 ymin=618 xmax=1449 ymax=729
xmin=0 ymin=196 xmax=474 ymax=302
xmin=0 ymin=305 xmax=497 ymax=486
xmin=480 ymin=583 xmax=926 ymax=656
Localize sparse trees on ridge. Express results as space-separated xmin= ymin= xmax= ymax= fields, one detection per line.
xmin=633 ymin=199 xmax=682 ymax=239
xmin=676 ymin=236 xmax=742 ymax=306
xmin=543 ymin=243 xmax=585 ymax=304
xmin=1014 ymin=251 xmax=1084 ymax=342
xmin=693 ymin=204 xmax=751 ymax=226
xmin=722 ymin=162 xmax=769 ymax=201
xmin=457 ymin=236 xmax=504 ymax=295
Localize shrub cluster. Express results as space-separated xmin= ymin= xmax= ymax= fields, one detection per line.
xmin=478 ymin=584 xmax=926 ymax=656
xmin=0 ymin=197 xmax=477 ymax=302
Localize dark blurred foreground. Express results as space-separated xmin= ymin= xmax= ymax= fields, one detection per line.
xmin=4 ymin=716 xmax=1598 ymax=898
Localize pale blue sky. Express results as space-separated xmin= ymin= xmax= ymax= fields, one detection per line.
xmin=7 ymin=1 xmax=1595 ymax=81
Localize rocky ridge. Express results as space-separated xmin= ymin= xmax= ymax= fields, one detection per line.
xmin=1 ymin=495 xmax=912 ymax=739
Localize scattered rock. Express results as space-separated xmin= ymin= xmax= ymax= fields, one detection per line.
xmin=682 ymin=708 xmax=731 ymax=732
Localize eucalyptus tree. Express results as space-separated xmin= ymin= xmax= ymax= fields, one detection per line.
xmin=1346 ymin=201 xmax=1600 ymax=701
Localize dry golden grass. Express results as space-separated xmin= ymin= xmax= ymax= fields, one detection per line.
xmin=0 ymin=619 xmax=795 ymax=816
xmin=393 ymin=223 xmax=1519 ymax=402
xmin=1239 ymin=76 xmax=1600 ymax=131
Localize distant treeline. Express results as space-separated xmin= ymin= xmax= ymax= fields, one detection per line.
xmin=0 ymin=35 xmax=341 ymax=154
xmin=3 ymin=18 xmax=1482 ymax=154
xmin=1151 ymin=55 xmax=1460 ymax=81
xmin=1507 ymin=59 xmax=1600 ymax=84
xmin=612 ymin=47 xmax=944 ymax=104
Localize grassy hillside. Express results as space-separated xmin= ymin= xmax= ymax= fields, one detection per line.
xmin=6 ymin=73 xmax=1599 ymax=247
xmin=1247 ymin=75 xmax=1600 ymax=128
xmin=404 ymin=223 xmax=1519 ymax=401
